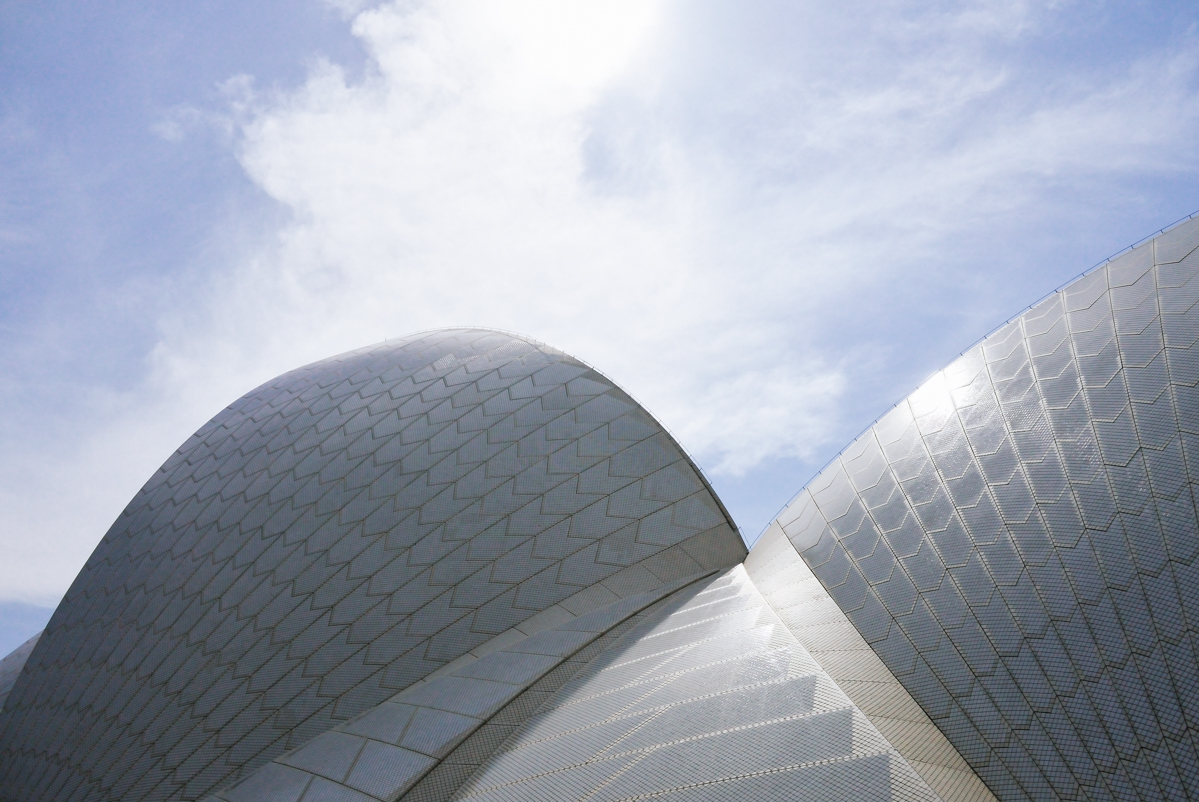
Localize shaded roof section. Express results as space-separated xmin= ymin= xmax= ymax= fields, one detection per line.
xmin=445 ymin=566 xmax=941 ymax=802
xmin=0 ymin=633 xmax=40 ymax=712
xmin=746 ymin=522 xmax=995 ymax=802
xmin=203 ymin=570 xmax=717 ymax=802
xmin=0 ymin=328 xmax=745 ymax=802
xmin=775 ymin=216 xmax=1199 ymax=799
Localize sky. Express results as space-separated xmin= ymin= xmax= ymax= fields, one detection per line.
xmin=2 ymin=0 xmax=1199 ymax=655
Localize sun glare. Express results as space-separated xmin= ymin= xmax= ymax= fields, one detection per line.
xmin=472 ymin=0 xmax=661 ymax=94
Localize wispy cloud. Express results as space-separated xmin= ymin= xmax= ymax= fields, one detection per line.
xmin=178 ymin=0 xmax=1199 ymax=464
xmin=4 ymin=0 xmax=1199 ymax=601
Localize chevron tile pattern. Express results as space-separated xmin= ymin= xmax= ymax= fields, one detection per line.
xmin=0 ymin=329 xmax=745 ymax=802
xmin=747 ymin=521 xmax=996 ymax=802
xmin=779 ymin=217 xmax=1199 ymax=799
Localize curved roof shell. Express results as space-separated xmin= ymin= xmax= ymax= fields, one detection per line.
xmin=774 ymin=216 xmax=1199 ymax=799
xmin=0 ymin=328 xmax=746 ymax=802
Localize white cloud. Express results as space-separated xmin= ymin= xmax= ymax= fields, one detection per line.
xmin=5 ymin=0 xmax=1199 ymax=602
xmin=151 ymin=0 xmax=854 ymax=475
xmin=179 ymin=0 xmax=1197 ymax=468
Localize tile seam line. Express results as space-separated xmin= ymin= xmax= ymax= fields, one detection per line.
xmin=759 ymin=208 xmax=1199 ymax=542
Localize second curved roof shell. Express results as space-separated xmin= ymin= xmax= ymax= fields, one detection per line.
xmin=775 ymin=216 xmax=1199 ymax=800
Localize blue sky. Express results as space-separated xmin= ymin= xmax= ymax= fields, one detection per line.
xmin=2 ymin=0 xmax=1199 ymax=655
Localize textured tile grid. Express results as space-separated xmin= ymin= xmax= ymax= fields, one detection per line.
xmin=746 ymin=522 xmax=997 ymax=802
xmin=202 ymin=572 xmax=717 ymax=802
xmin=778 ymin=217 xmax=1199 ymax=800
xmin=0 ymin=329 xmax=745 ymax=802
xmin=449 ymin=566 xmax=942 ymax=802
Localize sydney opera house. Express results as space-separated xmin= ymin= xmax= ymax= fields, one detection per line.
xmin=4 ymin=215 xmax=1199 ymax=802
